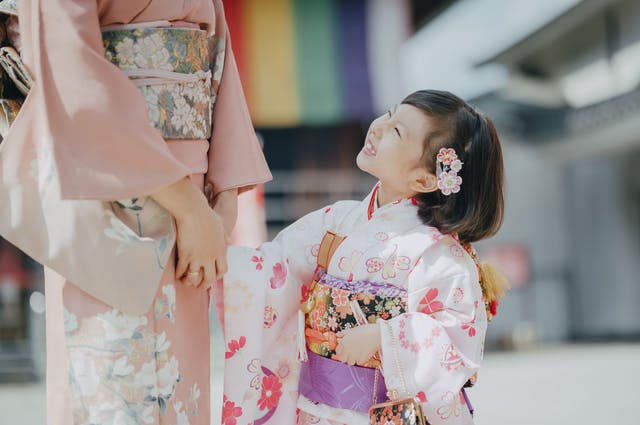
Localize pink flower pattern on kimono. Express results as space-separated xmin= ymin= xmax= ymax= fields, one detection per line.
xmin=330 ymin=288 xmax=349 ymax=307
xmin=221 ymin=395 xmax=243 ymax=425
xmin=225 ymin=336 xmax=246 ymax=359
xmin=460 ymin=301 xmax=479 ymax=337
xmin=397 ymin=317 xmax=440 ymax=353
xmin=440 ymin=344 xmax=465 ymax=372
xmin=436 ymin=391 xmax=465 ymax=420
xmin=258 ymin=374 xmax=282 ymax=411
xmin=263 ymin=306 xmax=278 ymax=329
xmin=418 ymin=288 xmax=445 ymax=315
xmin=269 ymin=262 xmax=287 ymax=289
xmin=365 ymin=248 xmax=411 ymax=280
xmin=251 ymin=255 xmax=264 ymax=270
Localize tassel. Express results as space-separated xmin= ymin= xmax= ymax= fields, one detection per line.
xmin=297 ymin=310 xmax=308 ymax=362
xmin=478 ymin=261 xmax=510 ymax=304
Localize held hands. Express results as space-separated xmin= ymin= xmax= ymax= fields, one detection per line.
xmin=174 ymin=205 xmax=227 ymax=289
xmin=335 ymin=323 xmax=382 ymax=366
xmin=151 ymin=178 xmax=230 ymax=289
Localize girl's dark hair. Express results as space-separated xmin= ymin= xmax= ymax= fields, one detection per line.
xmin=402 ymin=90 xmax=504 ymax=243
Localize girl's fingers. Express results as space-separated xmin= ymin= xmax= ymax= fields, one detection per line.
xmin=175 ymin=254 xmax=189 ymax=280
xmin=201 ymin=261 xmax=215 ymax=289
xmin=215 ymin=256 xmax=228 ymax=280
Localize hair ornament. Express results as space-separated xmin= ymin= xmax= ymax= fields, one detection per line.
xmin=436 ymin=147 xmax=463 ymax=195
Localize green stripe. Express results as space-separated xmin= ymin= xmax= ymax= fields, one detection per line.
xmin=294 ymin=0 xmax=343 ymax=125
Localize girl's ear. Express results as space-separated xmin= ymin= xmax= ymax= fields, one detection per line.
xmin=410 ymin=169 xmax=438 ymax=194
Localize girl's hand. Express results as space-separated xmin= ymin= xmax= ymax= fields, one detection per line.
xmin=151 ymin=177 xmax=228 ymax=289
xmin=209 ymin=186 xmax=238 ymax=236
xmin=335 ymin=323 xmax=381 ymax=366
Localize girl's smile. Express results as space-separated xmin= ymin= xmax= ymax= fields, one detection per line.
xmin=362 ymin=136 xmax=377 ymax=157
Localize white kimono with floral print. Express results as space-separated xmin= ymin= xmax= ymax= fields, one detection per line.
xmin=218 ymin=186 xmax=486 ymax=425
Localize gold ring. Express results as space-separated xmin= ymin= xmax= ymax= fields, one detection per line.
xmin=187 ymin=270 xmax=201 ymax=276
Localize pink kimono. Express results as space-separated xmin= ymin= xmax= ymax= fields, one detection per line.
xmin=0 ymin=0 xmax=271 ymax=424
xmin=218 ymin=185 xmax=486 ymax=425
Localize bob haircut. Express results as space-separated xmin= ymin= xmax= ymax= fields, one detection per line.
xmin=402 ymin=90 xmax=504 ymax=243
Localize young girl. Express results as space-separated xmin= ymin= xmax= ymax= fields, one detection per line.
xmin=215 ymin=90 xmax=507 ymax=425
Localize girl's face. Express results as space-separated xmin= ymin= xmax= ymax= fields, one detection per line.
xmin=356 ymin=104 xmax=438 ymax=199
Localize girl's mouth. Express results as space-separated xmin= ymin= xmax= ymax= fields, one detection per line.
xmin=362 ymin=137 xmax=377 ymax=157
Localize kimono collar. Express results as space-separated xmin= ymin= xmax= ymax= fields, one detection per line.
xmin=366 ymin=183 xmax=418 ymax=220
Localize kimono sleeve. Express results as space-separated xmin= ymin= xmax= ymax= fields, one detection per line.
xmin=13 ymin=0 xmax=192 ymax=200
xmin=205 ymin=0 xmax=272 ymax=196
xmin=378 ymin=239 xmax=487 ymax=425
xmin=214 ymin=202 xmax=342 ymax=330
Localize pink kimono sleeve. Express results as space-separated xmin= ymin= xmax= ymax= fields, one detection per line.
xmin=206 ymin=0 xmax=272 ymax=197
xmin=14 ymin=0 xmax=192 ymax=200
xmin=378 ymin=241 xmax=487 ymax=425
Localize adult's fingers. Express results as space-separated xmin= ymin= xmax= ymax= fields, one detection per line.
xmin=186 ymin=265 xmax=203 ymax=286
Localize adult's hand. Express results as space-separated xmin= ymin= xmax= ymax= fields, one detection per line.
xmin=152 ymin=177 xmax=227 ymax=289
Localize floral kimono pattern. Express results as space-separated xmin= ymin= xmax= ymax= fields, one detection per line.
xmin=46 ymin=256 xmax=211 ymax=425
xmin=218 ymin=185 xmax=487 ymax=425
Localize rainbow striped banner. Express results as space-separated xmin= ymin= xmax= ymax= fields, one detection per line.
xmin=225 ymin=0 xmax=410 ymax=128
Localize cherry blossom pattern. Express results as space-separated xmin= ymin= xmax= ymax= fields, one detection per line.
xmin=305 ymin=243 xmax=320 ymax=265
xmin=436 ymin=147 xmax=463 ymax=195
xmin=221 ymin=395 xmax=243 ymax=425
xmin=251 ymin=255 xmax=264 ymax=270
xmin=330 ymin=288 xmax=349 ymax=307
xmin=418 ymin=288 xmax=445 ymax=315
xmin=460 ymin=301 xmax=479 ymax=337
xmin=269 ymin=262 xmax=287 ymax=289
xmin=225 ymin=336 xmax=246 ymax=359
xmin=452 ymin=287 xmax=465 ymax=304
xmin=436 ymin=390 xmax=466 ymax=420
xmin=397 ymin=317 xmax=442 ymax=353
xmin=257 ymin=374 xmax=282 ymax=411
xmin=374 ymin=232 xmax=389 ymax=242
xmin=263 ymin=306 xmax=278 ymax=329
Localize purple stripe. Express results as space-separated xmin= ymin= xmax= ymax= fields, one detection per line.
xmin=337 ymin=0 xmax=374 ymax=120
xmin=299 ymin=350 xmax=387 ymax=413
xmin=319 ymin=270 xmax=407 ymax=298
xmin=462 ymin=388 xmax=474 ymax=416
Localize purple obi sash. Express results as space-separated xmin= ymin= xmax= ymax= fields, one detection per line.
xmin=299 ymin=350 xmax=387 ymax=413
xmin=318 ymin=270 xmax=408 ymax=298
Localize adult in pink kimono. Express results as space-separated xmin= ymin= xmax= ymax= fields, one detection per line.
xmin=2 ymin=0 xmax=271 ymax=424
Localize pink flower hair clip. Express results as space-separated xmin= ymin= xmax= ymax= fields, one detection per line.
xmin=436 ymin=147 xmax=463 ymax=195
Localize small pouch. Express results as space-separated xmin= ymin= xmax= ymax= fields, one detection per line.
xmin=368 ymin=320 xmax=429 ymax=425
xmin=368 ymin=397 xmax=427 ymax=425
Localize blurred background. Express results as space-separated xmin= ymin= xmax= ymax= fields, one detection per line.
xmin=1 ymin=0 xmax=639 ymax=424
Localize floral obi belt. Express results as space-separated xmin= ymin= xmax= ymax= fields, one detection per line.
xmin=304 ymin=269 xmax=406 ymax=367
xmin=298 ymin=269 xmax=407 ymax=413
xmin=102 ymin=25 xmax=223 ymax=140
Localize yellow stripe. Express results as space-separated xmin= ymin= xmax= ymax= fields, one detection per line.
xmin=244 ymin=0 xmax=299 ymax=127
